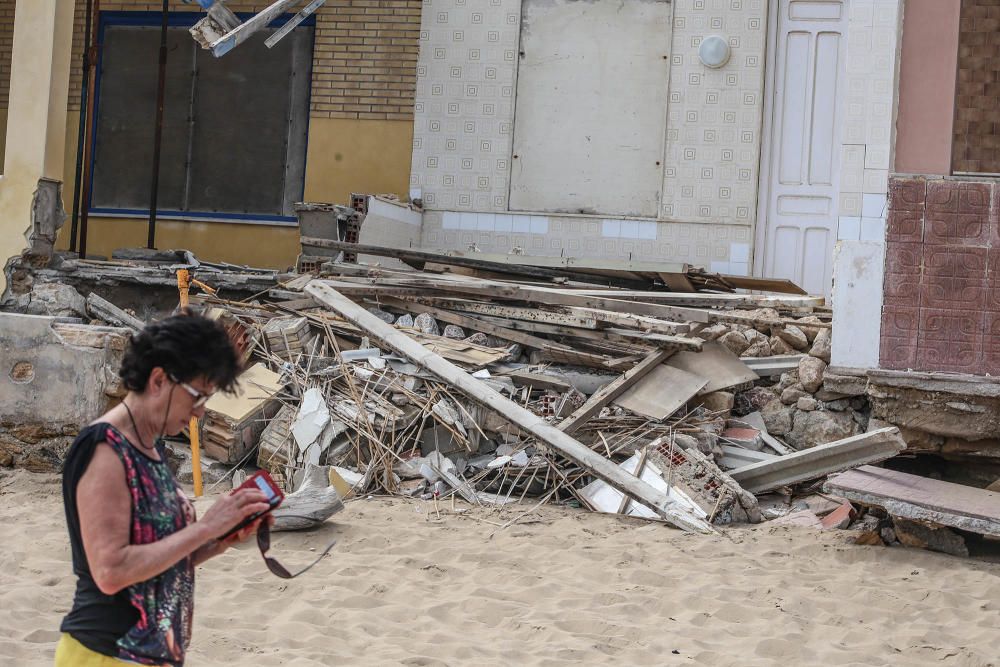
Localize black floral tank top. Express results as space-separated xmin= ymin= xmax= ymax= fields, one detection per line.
xmin=61 ymin=424 xmax=195 ymax=666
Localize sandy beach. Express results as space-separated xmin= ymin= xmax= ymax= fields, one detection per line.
xmin=2 ymin=467 xmax=999 ymax=666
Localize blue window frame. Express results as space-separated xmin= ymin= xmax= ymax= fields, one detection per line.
xmin=88 ymin=11 xmax=315 ymax=225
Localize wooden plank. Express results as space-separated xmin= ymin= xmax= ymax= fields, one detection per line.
xmin=300 ymin=237 xmax=653 ymax=288
xmin=824 ymin=465 xmax=1000 ymax=538
xmin=452 ymin=250 xmax=689 ymax=276
xmin=421 ymin=298 xmax=600 ymax=329
xmin=558 ymin=349 xmax=676 ymax=435
xmin=376 ymin=295 xmax=615 ymax=369
xmin=613 ymin=365 xmax=708 ymax=420
xmin=467 ymin=313 xmax=653 ymax=351
xmin=545 ymin=288 xmax=825 ymax=309
xmin=305 ymin=281 xmax=713 ymax=532
xmin=469 ymin=314 xmax=703 ymax=353
xmin=719 ymin=274 xmax=808 ymax=295
xmin=567 ymin=307 xmax=692 ymax=335
xmin=314 ymin=275 xmax=795 ymax=328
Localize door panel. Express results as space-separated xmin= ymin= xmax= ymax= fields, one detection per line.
xmin=760 ymin=0 xmax=846 ymax=296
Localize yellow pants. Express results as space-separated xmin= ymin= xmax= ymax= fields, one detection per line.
xmin=54 ymin=633 xmax=132 ymax=666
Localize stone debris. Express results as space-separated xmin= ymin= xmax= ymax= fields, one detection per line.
xmin=10 ymin=243 xmax=995 ymax=552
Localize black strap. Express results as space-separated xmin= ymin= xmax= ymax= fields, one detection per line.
xmin=255 ymin=516 xmax=337 ymax=579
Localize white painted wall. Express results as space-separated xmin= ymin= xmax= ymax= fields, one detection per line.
xmin=831 ymin=240 xmax=885 ymax=369
xmin=508 ymin=0 xmax=672 ymax=218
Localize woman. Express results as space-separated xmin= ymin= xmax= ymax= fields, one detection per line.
xmin=55 ymin=313 xmax=273 ymax=666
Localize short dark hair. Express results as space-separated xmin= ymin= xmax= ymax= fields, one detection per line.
xmin=120 ymin=312 xmax=241 ymax=393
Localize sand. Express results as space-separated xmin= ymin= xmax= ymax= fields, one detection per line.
xmin=2 ymin=467 xmax=1000 ymax=666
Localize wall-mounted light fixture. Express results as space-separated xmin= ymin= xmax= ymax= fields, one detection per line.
xmin=698 ymin=35 xmax=731 ymax=69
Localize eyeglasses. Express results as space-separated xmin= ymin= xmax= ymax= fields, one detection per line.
xmin=169 ymin=375 xmax=214 ymax=408
xmin=256 ymin=518 xmax=337 ymax=579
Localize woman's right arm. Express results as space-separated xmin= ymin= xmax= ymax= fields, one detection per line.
xmin=76 ymin=442 xmax=270 ymax=595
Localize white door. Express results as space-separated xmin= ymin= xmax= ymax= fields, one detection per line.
xmin=757 ymin=0 xmax=847 ymax=296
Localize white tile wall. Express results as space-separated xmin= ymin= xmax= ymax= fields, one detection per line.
xmin=660 ymin=0 xmax=767 ymax=226
xmin=730 ymin=242 xmax=751 ymax=263
xmin=838 ymin=216 xmax=862 ymax=241
xmin=410 ymin=0 xmax=522 ymax=212
xmin=860 ymin=217 xmax=886 ymax=242
xmin=421 ymin=211 xmax=749 ymax=266
xmin=861 ymin=193 xmax=888 ymax=219
xmin=862 ymin=168 xmax=889 ymax=194
xmin=841 ymin=145 xmax=866 ymax=193
xmin=838 ymin=0 xmax=901 ymax=248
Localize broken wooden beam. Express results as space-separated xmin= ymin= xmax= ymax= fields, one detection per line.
xmin=301 ymin=237 xmax=652 ymax=288
xmin=377 ymin=295 xmax=614 ymax=369
xmin=558 ymin=349 xmax=676 ymax=435
xmin=305 ymin=281 xmax=713 ymax=533
xmin=728 ymin=427 xmax=906 ymax=494
xmin=824 ymin=466 xmax=1000 ymax=538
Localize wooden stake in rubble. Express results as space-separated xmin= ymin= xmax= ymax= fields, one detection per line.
xmin=305 ymin=281 xmax=714 ymax=534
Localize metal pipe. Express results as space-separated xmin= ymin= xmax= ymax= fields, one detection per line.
xmin=147 ymin=0 xmax=170 ymax=250
xmin=78 ymin=0 xmax=102 ymax=261
xmin=68 ymin=0 xmax=94 ymax=253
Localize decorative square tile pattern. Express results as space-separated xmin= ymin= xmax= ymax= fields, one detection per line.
xmin=881 ymin=176 xmax=1000 ymax=374
xmin=880 ymin=305 xmax=919 ymax=369
xmin=884 ymin=241 xmax=922 ymax=276
xmin=660 ymin=0 xmax=766 ymax=225
xmin=410 ymin=0 xmax=521 ymax=212
xmin=984 ymin=312 xmax=1000 ymax=375
xmin=882 ymin=271 xmax=920 ymax=308
xmin=920 ymin=277 xmax=986 ymax=310
xmin=987 ymin=248 xmax=1000 ymax=311
xmin=886 ymin=208 xmax=923 ymax=243
xmin=922 ymin=246 xmax=987 ymax=279
xmin=924 ymin=212 xmax=992 ymax=247
xmin=888 ymin=175 xmax=926 ymax=212
xmin=917 ymin=308 xmax=984 ymax=373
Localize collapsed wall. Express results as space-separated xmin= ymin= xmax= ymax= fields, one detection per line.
xmin=0 ymin=313 xmax=128 ymax=471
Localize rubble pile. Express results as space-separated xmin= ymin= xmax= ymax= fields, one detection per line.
xmin=4 ymin=238 xmax=996 ymax=554
xmin=145 ymin=242 xmax=912 ymax=534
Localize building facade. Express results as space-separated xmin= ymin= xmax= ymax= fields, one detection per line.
xmin=0 ymin=0 xmax=420 ymax=273
xmin=405 ymin=0 xmax=904 ymax=299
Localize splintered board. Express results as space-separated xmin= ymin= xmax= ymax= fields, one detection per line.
xmin=664 ymin=340 xmax=759 ymax=395
xmin=613 ymin=365 xmax=708 ymax=420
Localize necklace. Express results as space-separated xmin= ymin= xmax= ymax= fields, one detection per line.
xmin=122 ymin=401 xmax=158 ymax=452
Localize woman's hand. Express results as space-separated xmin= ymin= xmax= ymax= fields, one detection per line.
xmin=220 ymin=513 xmax=275 ymax=547
xmin=198 ymin=488 xmax=272 ymax=541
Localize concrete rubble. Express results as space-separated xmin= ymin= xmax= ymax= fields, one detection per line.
xmin=4 ymin=224 xmax=1000 ymax=554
